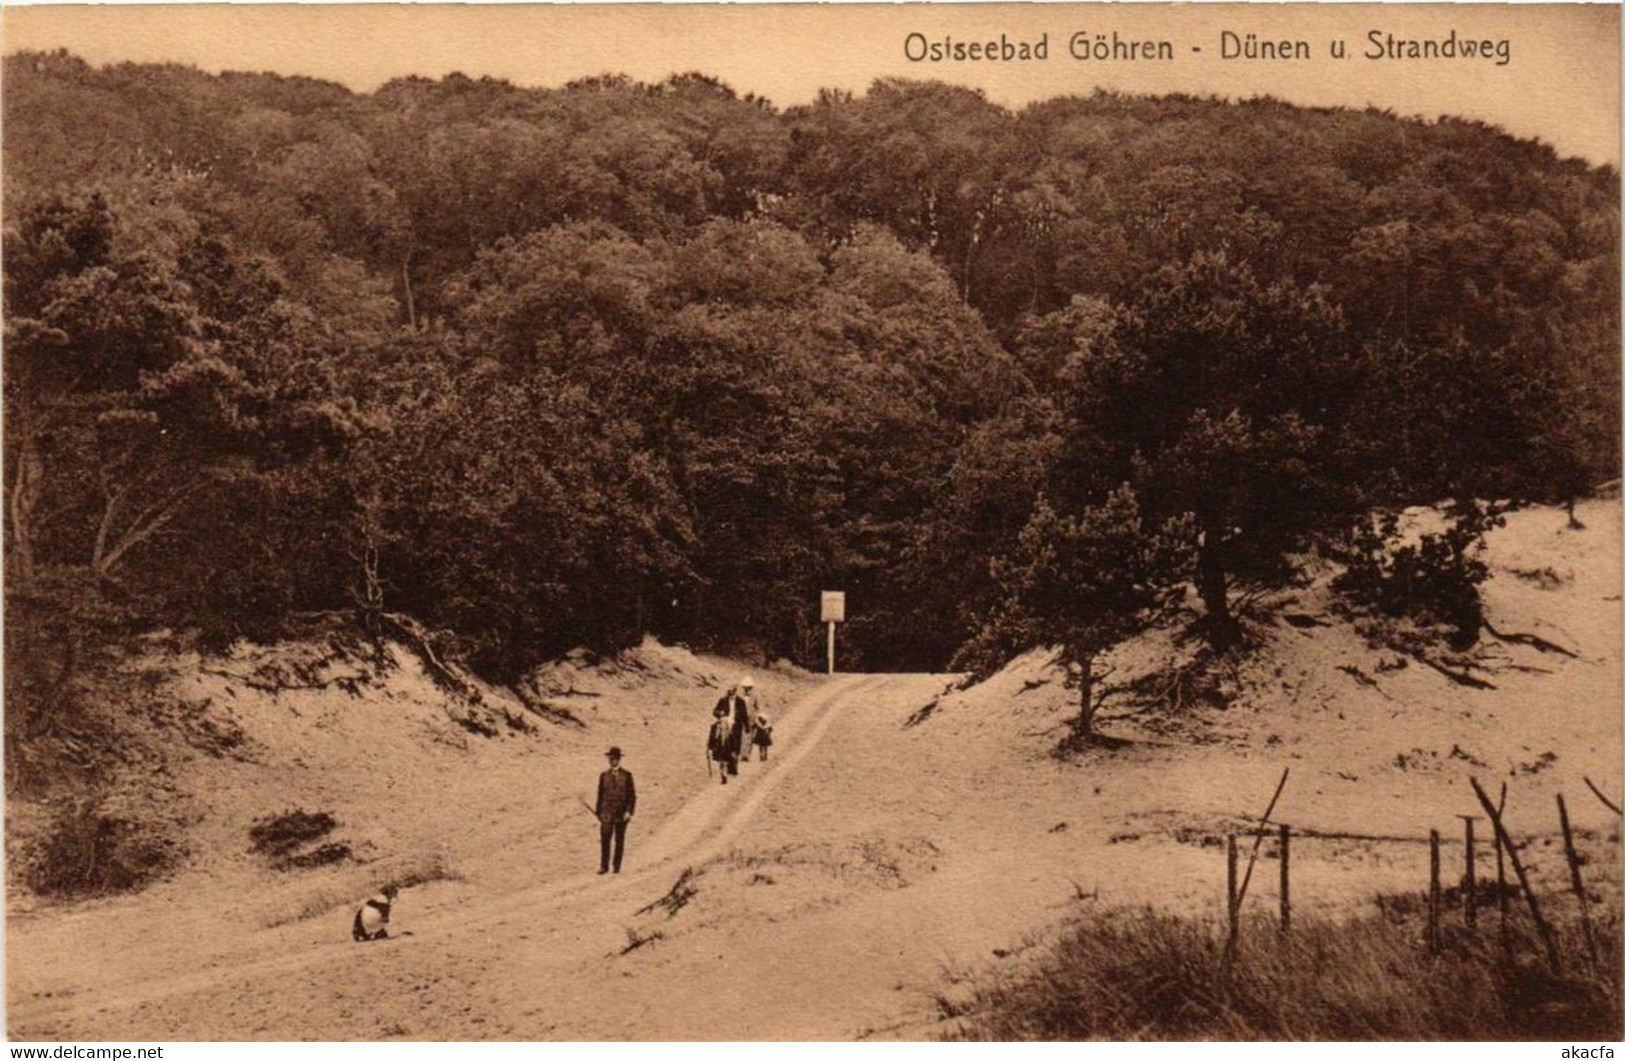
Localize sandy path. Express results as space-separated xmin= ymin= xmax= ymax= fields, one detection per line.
xmin=8 ymin=673 xmax=888 ymax=1040
xmin=0 ymin=669 xmax=1432 ymax=1040
xmin=15 ymin=646 xmax=1614 ymax=1040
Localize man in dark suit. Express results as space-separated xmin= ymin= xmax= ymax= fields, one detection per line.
xmin=595 ymin=746 xmax=637 ymax=875
xmin=716 ymin=679 xmax=750 ymax=776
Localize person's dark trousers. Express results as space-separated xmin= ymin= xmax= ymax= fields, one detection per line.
xmin=600 ymin=819 xmax=628 ymax=873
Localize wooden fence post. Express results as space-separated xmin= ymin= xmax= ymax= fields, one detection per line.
xmin=1461 ymin=816 xmax=1478 ymax=929
xmin=1471 ymin=776 xmax=1562 ymax=975
xmin=1235 ymin=767 xmax=1292 ymax=912
xmin=1227 ymin=833 xmax=1240 ymax=958
xmin=1495 ymin=825 xmax=1510 ymax=961
xmin=1428 ymin=829 xmax=1441 ymax=955
xmin=1558 ymin=794 xmax=1598 ymax=965
xmin=1584 ymin=776 xmax=1624 ymax=818
xmin=1279 ymin=823 xmax=1291 ymax=937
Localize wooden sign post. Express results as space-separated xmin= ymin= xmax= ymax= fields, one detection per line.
xmin=820 ymin=591 xmax=846 ymax=675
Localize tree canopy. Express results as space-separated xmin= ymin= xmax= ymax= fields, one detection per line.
xmin=3 ymin=51 xmax=1618 ymax=698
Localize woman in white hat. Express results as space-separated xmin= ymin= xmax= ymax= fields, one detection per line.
xmin=739 ymin=676 xmax=766 ymax=760
xmin=730 ymin=675 xmax=754 ymax=769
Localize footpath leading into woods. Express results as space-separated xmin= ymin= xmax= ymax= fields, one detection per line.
xmin=7 ymin=673 xmax=894 ymax=1039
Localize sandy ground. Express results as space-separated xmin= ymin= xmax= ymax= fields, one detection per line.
xmin=7 ymin=500 xmax=1621 ymax=1040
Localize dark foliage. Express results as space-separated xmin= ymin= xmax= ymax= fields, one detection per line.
xmin=281 ymin=842 xmax=354 ymax=870
xmin=1334 ymin=502 xmax=1507 ymax=649
xmin=26 ymin=797 xmax=184 ymax=898
xmin=248 ymin=808 xmax=339 ymax=863
xmin=1 ymin=52 xmax=1616 ymax=697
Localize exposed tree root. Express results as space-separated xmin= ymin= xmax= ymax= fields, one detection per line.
xmin=382 ymin=612 xmax=477 ymax=699
xmin=1483 ymin=620 xmax=1579 ymax=658
xmin=199 ymin=667 xmax=370 ymax=696
xmin=1336 ymin=664 xmax=1395 ymax=701
xmin=1053 ymin=730 xmax=1138 ymax=757
xmin=380 ymin=612 xmax=535 ymax=735
xmin=1405 ymin=649 xmax=1497 ymax=690
xmin=514 ymin=688 xmax=587 ymax=728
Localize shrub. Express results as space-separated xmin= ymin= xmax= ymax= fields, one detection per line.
xmin=1334 ymin=501 xmax=1506 ymax=649
xmin=248 ymin=808 xmax=340 ymax=869
xmin=26 ymin=797 xmax=183 ymax=898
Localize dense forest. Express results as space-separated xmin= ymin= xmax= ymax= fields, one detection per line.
xmin=4 ymin=50 xmax=1619 ymax=747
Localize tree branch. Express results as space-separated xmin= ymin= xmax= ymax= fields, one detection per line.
xmin=96 ymin=481 xmax=204 ymax=577
xmin=91 ymin=481 xmax=133 ymax=571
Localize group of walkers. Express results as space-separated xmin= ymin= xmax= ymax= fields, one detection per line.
xmin=355 ymin=674 xmax=779 ymax=937
xmin=589 ymin=675 xmax=772 ymax=886
xmin=707 ymin=675 xmax=773 ymax=784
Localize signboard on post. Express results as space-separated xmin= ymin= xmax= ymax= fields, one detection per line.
xmin=820 ymin=591 xmax=845 ymax=675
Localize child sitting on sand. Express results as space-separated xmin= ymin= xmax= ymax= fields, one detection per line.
xmin=352 ymin=884 xmax=399 ymax=942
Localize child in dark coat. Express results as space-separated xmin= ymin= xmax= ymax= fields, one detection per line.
xmin=751 ymin=713 xmax=773 ymax=761
xmin=352 ymin=884 xmax=399 ymax=942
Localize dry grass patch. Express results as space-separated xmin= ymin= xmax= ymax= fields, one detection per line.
xmin=259 ymin=849 xmax=461 ymax=929
xmin=944 ymin=905 xmax=1621 ymax=1041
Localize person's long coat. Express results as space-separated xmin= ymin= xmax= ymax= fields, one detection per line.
xmin=717 ymin=693 xmax=749 ymax=754
xmin=596 ymin=767 xmax=637 ymax=821
xmin=707 ymin=717 xmax=733 ymax=762
xmin=732 ymin=694 xmax=751 ymax=750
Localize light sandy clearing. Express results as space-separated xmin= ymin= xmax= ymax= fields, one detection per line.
xmin=8 ymin=501 xmax=1620 ymax=1040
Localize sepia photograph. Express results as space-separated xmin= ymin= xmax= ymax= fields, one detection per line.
xmin=2 ymin=2 xmax=1621 ymax=1043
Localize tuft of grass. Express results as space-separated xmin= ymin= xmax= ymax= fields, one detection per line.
xmin=259 ymin=849 xmax=462 ymax=929
xmin=620 ymin=925 xmax=665 ymax=955
xmin=388 ymin=849 xmax=460 ymax=890
xmin=1376 ymin=880 xmax=1520 ymax=919
xmin=944 ymin=906 xmax=1621 ymax=1041
xmin=636 ymin=866 xmax=699 ymax=919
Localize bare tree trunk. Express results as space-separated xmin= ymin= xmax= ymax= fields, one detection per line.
xmin=8 ymin=428 xmax=44 ymax=580
xmin=351 ymin=514 xmax=386 ymax=665
xmin=1197 ymin=528 xmax=1237 ymax=651
xmin=1074 ymin=651 xmax=1094 ymax=741
xmin=401 ymin=252 xmax=418 ymax=332
xmin=29 ymin=626 xmax=80 ymax=739
xmin=960 ymin=207 xmax=985 ymax=305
